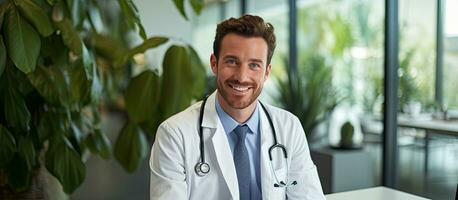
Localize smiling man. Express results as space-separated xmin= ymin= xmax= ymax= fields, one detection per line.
xmin=149 ymin=15 xmax=325 ymax=200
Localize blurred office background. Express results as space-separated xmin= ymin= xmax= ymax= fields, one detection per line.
xmin=0 ymin=0 xmax=456 ymax=199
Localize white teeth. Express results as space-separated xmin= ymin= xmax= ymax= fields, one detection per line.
xmin=231 ymin=85 xmax=249 ymax=92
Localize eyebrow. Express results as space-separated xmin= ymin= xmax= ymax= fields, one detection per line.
xmin=223 ymin=55 xmax=264 ymax=65
xmin=249 ymin=58 xmax=263 ymax=64
xmin=223 ymin=55 xmax=239 ymax=60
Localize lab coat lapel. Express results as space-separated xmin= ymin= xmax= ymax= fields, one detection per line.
xmin=202 ymin=91 xmax=239 ymax=199
xmin=259 ymin=104 xmax=276 ymax=199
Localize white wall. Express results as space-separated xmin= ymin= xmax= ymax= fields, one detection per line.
xmin=135 ymin=0 xmax=195 ymax=73
xmin=136 ymin=0 xmax=193 ymax=42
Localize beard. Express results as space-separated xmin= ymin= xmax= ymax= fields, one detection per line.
xmin=216 ymin=77 xmax=263 ymax=109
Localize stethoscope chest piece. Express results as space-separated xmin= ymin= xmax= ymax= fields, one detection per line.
xmin=195 ymin=162 xmax=210 ymax=177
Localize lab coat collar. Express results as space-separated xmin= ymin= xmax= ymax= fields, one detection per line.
xmin=201 ymin=91 xmax=219 ymax=129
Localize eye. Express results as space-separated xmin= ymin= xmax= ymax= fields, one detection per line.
xmin=226 ymin=59 xmax=238 ymax=65
xmin=249 ymin=63 xmax=260 ymax=69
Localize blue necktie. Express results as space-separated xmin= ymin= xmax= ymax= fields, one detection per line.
xmin=233 ymin=125 xmax=251 ymax=200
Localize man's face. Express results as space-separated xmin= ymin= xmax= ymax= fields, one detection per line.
xmin=211 ymin=33 xmax=272 ymax=109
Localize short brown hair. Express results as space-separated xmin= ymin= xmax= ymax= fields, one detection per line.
xmin=213 ymin=15 xmax=276 ymax=65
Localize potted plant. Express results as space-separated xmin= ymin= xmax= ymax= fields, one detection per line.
xmin=275 ymin=54 xmax=339 ymax=143
xmin=0 ymin=0 xmax=206 ymax=198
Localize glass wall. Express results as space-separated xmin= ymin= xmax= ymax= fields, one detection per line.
xmin=397 ymin=1 xmax=458 ymax=199
xmin=398 ymin=0 xmax=436 ymax=114
xmin=444 ymin=0 xmax=458 ymax=109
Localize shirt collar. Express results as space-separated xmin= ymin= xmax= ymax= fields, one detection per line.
xmin=215 ymin=97 xmax=259 ymax=135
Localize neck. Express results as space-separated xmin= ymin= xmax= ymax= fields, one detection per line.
xmin=217 ymin=93 xmax=257 ymax=124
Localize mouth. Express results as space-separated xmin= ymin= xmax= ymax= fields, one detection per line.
xmin=227 ymin=83 xmax=252 ymax=95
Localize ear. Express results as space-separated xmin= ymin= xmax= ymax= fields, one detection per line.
xmin=210 ymin=54 xmax=218 ymax=75
xmin=264 ymin=64 xmax=272 ymax=80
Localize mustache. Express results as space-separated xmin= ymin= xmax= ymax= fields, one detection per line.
xmin=225 ymin=79 xmax=255 ymax=87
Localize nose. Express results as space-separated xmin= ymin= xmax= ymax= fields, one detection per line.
xmin=234 ymin=63 xmax=251 ymax=83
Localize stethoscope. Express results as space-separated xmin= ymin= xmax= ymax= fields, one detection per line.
xmin=195 ymin=96 xmax=297 ymax=188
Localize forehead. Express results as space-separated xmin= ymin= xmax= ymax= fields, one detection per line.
xmin=219 ymin=33 xmax=268 ymax=60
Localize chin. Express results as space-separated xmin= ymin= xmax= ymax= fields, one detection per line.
xmin=225 ymin=92 xmax=258 ymax=109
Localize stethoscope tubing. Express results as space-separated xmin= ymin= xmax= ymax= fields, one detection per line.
xmin=195 ymin=96 xmax=296 ymax=187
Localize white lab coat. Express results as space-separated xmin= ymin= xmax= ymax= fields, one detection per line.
xmin=149 ymin=91 xmax=325 ymax=200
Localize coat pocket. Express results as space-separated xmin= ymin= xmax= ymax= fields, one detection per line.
xmin=269 ymin=168 xmax=287 ymax=200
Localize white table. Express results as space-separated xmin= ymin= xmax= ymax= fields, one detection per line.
xmin=397 ymin=118 xmax=458 ymax=173
xmin=325 ymin=186 xmax=430 ymax=200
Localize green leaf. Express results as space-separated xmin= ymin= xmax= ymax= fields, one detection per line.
xmin=190 ymin=0 xmax=204 ymax=15
xmin=89 ymin=65 xmax=102 ymax=104
xmin=37 ymin=112 xmax=66 ymax=142
xmin=114 ymin=122 xmax=148 ymax=173
xmin=0 ymin=3 xmax=7 ymax=29
xmin=7 ymin=155 xmax=31 ymax=192
xmin=0 ymin=36 xmax=6 ymax=77
xmin=56 ymin=18 xmax=82 ymax=55
xmin=81 ymin=44 xmax=94 ymax=80
xmin=89 ymin=33 xmax=127 ymax=60
xmin=67 ymin=0 xmax=85 ymax=28
xmin=187 ymin=45 xmax=206 ymax=99
xmin=138 ymin=23 xmax=147 ymax=40
xmin=3 ymin=73 xmax=31 ymax=131
xmin=171 ymin=0 xmax=188 ymax=20
xmin=46 ymin=137 xmax=85 ymax=194
xmin=68 ymin=121 xmax=83 ymax=153
xmin=16 ymin=0 xmax=54 ymax=36
xmin=158 ymin=45 xmax=193 ymax=120
xmin=18 ymin=136 xmax=36 ymax=170
xmin=118 ymin=0 xmax=146 ymax=40
xmin=0 ymin=125 xmax=16 ymax=167
xmin=28 ymin=65 xmax=70 ymax=106
xmin=68 ymin=62 xmax=90 ymax=107
xmin=114 ymin=37 xmax=168 ymax=68
xmin=5 ymin=8 xmax=40 ymax=73
xmin=125 ymin=71 xmax=160 ymax=123
xmin=130 ymin=37 xmax=168 ymax=56
xmin=86 ymin=129 xmax=111 ymax=159
xmin=47 ymin=0 xmax=57 ymax=5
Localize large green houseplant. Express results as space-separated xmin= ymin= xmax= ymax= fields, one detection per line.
xmin=275 ymin=55 xmax=338 ymax=142
xmin=274 ymin=4 xmax=352 ymax=142
xmin=0 ymin=0 xmax=206 ymax=196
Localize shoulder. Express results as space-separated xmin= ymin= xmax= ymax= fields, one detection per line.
xmin=155 ymin=101 xmax=202 ymax=139
xmin=162 ymin=101 xmax=202 ymax=128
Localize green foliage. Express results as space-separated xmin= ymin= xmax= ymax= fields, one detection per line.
xmin=0 ymin=37 xmax=6 ymax=77
xmin=0 ymin=125 xmax=16 ymax=167
xmin=45 ymin=137 xmax=86 ymax=194
xmin=15 ymin=0 xmax=54 ymax=36
xmin=125 ymin=71 xmax=161 ymax=124
xmin=0 ymin=0 xmax=205 ymax=194
xmin=275 ymin=55 xmax=338 ymax=140
xmin=6 ymin=155 xmax=31 ymax=192
xmin=172 ymin=0 xmax=204 ymax=20
xmin=159 ymin=45 xmax=196 ymax=120
xmin=4 ymin=7 xmax=40 ymax=73
xmin=85 ymin=129 xmax=111 ymax=159
xmin=398 ymin=49 xmax=421 ymax=110
xmin=113 ymin=37 xmax=168 ymax=68
xmin=114 ymin=121 xmax=147 ymax=173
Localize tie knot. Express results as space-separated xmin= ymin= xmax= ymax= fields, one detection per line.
xmin=234 ymin=125 xmax=249 ymax=141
